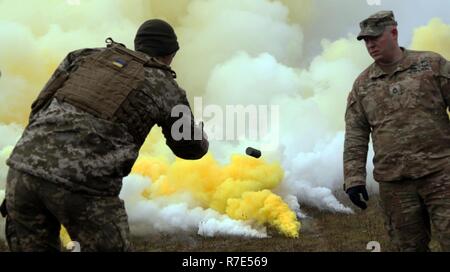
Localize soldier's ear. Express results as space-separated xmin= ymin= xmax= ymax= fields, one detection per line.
xmin=390 ymin=26 xmax=398 ymax=40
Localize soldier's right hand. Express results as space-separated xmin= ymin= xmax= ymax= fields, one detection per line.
xmin=346 ymin=185 xmax=369 ymax=210
xmin=0 ymin=199 xmax=7 ymax=218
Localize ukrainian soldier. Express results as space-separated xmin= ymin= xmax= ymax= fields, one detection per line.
xmin=1 ymin=19 xmax=208 ymax=252
xmin=344 ymin=11 xmax=450 ymax=251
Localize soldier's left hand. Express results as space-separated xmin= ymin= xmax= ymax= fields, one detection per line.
xmin=346 ymin=185 xmax=369 ymax=210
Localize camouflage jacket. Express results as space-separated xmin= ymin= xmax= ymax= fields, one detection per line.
xmin=344 ymin=49 xmax=450 ymax=190
xmin=7 ymin=47 xmax=208 ymax=196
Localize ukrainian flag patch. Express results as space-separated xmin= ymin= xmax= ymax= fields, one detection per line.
xmin=112 ymin=58 xmax=126 ymax=68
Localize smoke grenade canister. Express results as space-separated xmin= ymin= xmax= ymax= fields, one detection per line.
xmin=246 ymin=147 xmax=262 ymax=158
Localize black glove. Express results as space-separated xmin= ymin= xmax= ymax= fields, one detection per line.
xmin=346 ymin=185 xmax=369 ymax=210
xmin=0 ymin=199 xmax=7 ymax=218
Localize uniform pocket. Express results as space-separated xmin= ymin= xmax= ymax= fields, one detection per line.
xmin=415 ymin=71 xmax=447 ymax=113
xmin=84 ymin=196 xmax=130 ymax=251
xmin=361 ymin=84 xmax=402 ymax=123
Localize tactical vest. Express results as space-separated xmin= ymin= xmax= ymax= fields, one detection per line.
xmin=32 ymin=38 xmax=176 ymax=146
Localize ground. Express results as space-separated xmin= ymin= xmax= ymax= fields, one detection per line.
xmin=129 ymin=194 xmax=397 ymax=252
xmin=0 ymin=194 xmax=441 ymax=252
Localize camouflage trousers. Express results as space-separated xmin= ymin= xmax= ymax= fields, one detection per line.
xmin=4 ymin=168 xmax=130 ymax=252
xmin=379 ymin=165 xmax=450 ymax=252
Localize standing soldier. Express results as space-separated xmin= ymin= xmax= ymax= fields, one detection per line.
xmin=344 ymin=11 xmax=450 ymax=251
xmin=1 ymin=19 xmax=208 ymax=252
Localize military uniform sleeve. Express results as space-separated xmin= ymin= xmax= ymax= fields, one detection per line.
xmin=157 ymin=81 xmax=209 ymax=160
xmin=30 ymin=48 xmax=98 ymax=119
xmin=343 ymin=84 xmax=371 ymax=191
xmin=438 ymin=57 xmax=450 ymax=108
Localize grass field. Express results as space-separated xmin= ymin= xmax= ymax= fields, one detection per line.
xmin=128 ymin=194 xmax=395 ymax=252
xmin=0 ymin=194 xmax=441 ymax=252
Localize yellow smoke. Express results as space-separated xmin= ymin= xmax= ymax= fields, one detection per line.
xmin=132 ymin=154 xmax=300 ymax=238
xmin=411 ymin=18 xmax=450 ymax=59
xmin=1 ymin=1 xmax=447 ymax=126
xmin=227 ymin=190 xmax=299 ymax=238
xmin=0 ymin=0 xmax=184 ymax=125
xmin=279 ymin=0 xmax=313 ymax=26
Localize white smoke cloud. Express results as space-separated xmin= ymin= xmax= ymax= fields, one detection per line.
xmin=0 ymin=123 xmax=22 ymax=242
xmin=205 ymin=52 xmax=301 ymax=106
xmin=201 ymin=35 xmax=374 ymax=213
xmin=0 ymin=123 xmax=22 ymax=147
xmin=0 ymin=123 xmax=22 ymax=191
xmin=120 ymin=174 xmax=267 ymax=238
xmin=174 ymin=0 xmax=303 ymax=97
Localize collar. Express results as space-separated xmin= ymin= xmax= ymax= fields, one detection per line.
xmin=148 ymin=57 xmax=177 ymax=79
xmin=368 ymin=47 xmax=415 ymax=79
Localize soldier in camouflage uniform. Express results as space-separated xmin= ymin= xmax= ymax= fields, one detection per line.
xmin=1 ymin=19 xmax=208 ymax=252
xmin=344 ymin=11 xmax=450 ymax=251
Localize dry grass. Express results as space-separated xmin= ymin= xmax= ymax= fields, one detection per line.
xmin=129 ymin=194 xmax=395 ymax=252
xmin=0 ymin=194 xmax=440 ymax=252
